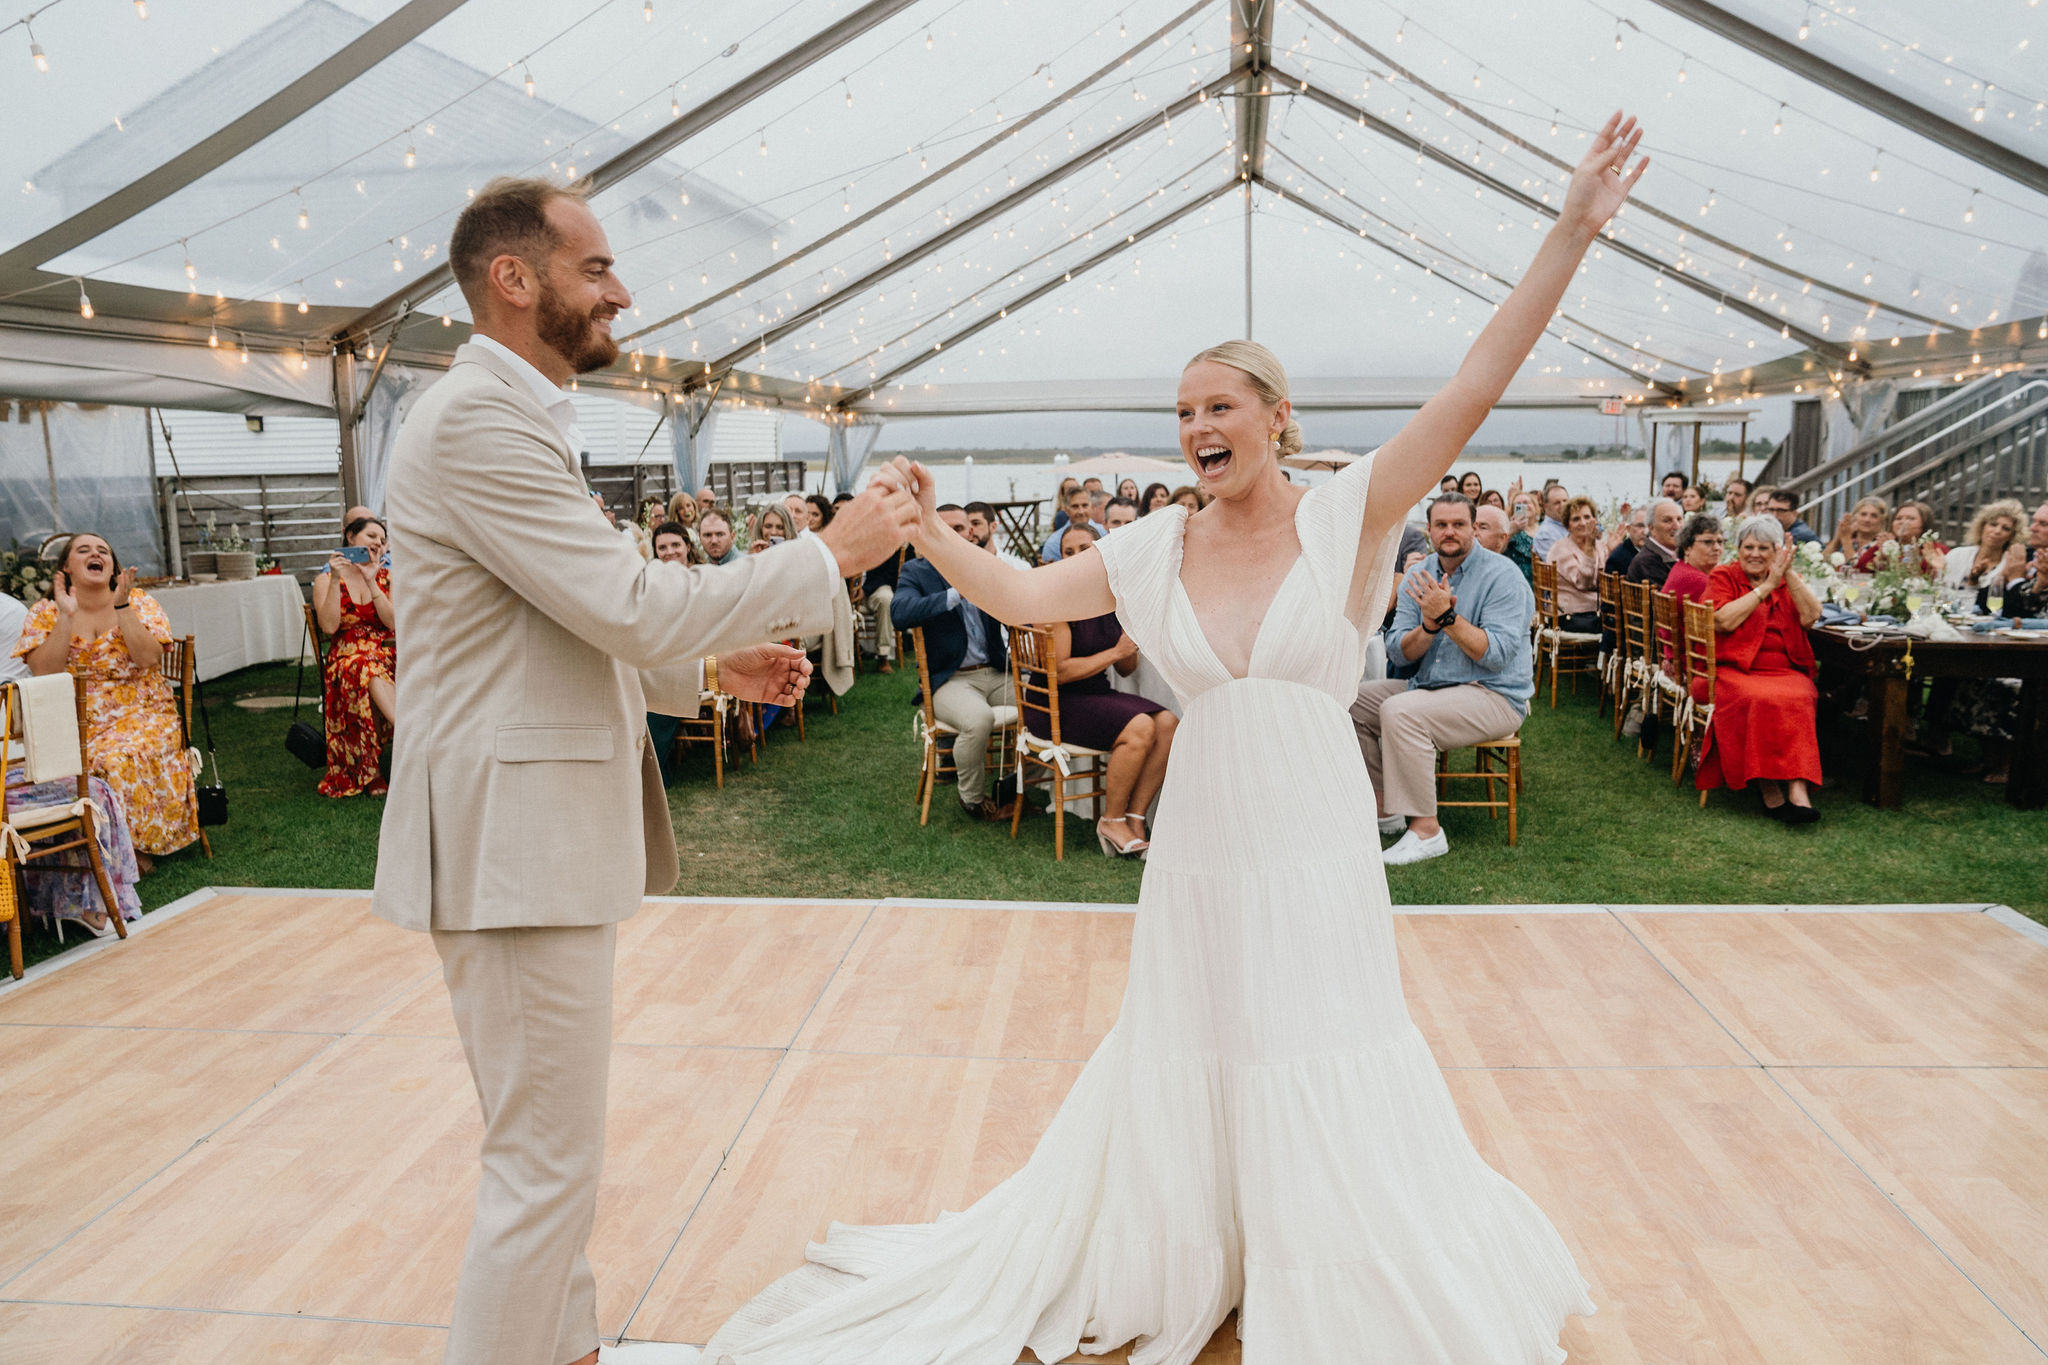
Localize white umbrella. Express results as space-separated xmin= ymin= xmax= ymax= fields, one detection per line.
xmin=1281 ymin=449 xmax=1362 ymax=472
xmin=1052 ymin=452 xmax=1187 ymax=482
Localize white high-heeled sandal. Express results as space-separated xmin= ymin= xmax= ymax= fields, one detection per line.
xmin=1096 ymin=817 xmax=1149 ymax=858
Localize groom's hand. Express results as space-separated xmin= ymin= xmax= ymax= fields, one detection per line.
xmin=819 ymin=465 xmax=919 ymax=578
xmin=720 ymin=642 xmax=813 ymax=705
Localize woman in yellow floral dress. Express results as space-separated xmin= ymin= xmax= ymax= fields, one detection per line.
xmin=311 ymin=516 xmax=397 ymax=797
xmin=15 ymin=533 xmax=198 ymax=864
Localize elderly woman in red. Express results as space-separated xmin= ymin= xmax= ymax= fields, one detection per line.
xmin=1699 ymin=515 xmax=1825 ymax=822
xmin=311 ymin=515 xmax=397 ymax=797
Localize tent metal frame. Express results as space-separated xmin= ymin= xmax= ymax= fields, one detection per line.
xmin=1643 ymin=0 xmax=2048 ymax=200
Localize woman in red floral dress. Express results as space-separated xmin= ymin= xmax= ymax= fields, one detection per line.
xmin=312 ymin=516 xmax=397 ymax=797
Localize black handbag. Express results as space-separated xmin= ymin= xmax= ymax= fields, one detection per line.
xmin=285 ymin=618 xmax=326 ymax=770
xmin=190 ymin=672 xmax=228 ymax=827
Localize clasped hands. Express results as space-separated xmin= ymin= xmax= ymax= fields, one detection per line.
xmin=1403 ymin=567 xmax=1457 ymax=624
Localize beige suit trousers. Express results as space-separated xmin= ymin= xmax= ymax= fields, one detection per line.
xmin=1350 ymin=680 xmax=1523 ymax=820
xmin=434 ymin=924 xmax=615 ymax=1365
xmin=933 ymin=666 xmax=1015 ymax=805
xmin=863 ymin=584 xmax=895 ymax=660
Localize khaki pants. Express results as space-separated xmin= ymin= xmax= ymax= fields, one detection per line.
xmin=864 ymin=584 xmax=895 ymax=660
xmin=434 ymin=923 xmax=615 ymax=1365
xmin=1350 ymin=680 xmax=1523 ymax=820
xmin=933 ymin=665 xmax=1014 ymax=805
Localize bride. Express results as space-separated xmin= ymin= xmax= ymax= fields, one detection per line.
xmin=702 ymin=112 xmax=1648 ymax=1365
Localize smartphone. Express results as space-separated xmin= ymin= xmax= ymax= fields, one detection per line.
xmin=339 ymin=545 xmax=372 ymax=564
xmin=768 ymin=535 xmax=785 ymax=545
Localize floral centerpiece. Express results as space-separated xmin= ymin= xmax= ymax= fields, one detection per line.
xmin=0 ymin=540 xmax=55 ymax=604
xmin=1790 ymin=540 xmax=1847 ymax=603
xmin=1863 ymin=533 xmax=1940 ymax=619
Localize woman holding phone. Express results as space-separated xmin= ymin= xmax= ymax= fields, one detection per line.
xmin=312 ymin=515 xmax=397 ymax=797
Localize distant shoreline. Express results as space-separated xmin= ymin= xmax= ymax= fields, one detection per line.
xmin=804 ymin=445 xmax=1762 ymax=466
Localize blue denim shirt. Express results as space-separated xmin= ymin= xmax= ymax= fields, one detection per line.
xmin=1383 ymin=543 xmax=1536 ymax=715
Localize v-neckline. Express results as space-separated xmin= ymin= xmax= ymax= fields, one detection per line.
xmin=1169 ymin=491 xmax=1314 ymax=684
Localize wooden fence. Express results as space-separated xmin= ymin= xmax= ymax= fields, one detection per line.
xmin=159 ymin=473 xmax=341 ymax=585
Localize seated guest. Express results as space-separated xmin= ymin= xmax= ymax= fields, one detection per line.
xmin=1041 ymin=483 xmax=1103 ymax=564
xmin=749 ymin=503 xmax=799 ymax=554
xmin=1854 ymin=499 xmax=1948 ymax=576
xmin=1721 ymin=478 xmax=1750 ymax=520
xmin=1472 ymin=504 xmax=1511 ymax=556
xmin=1457 ymin=471 xmax=1484 ymax=501
xmin=1606 ymin=505 xmax=1648 ymax=575
xmin=1050 ymin=476 xmax=1081 ymax=532
xmin=1028 ymin=524 xmax=1177 ymax=857
xmin=1116 ymin=478 xmax=1140 ymax=504
xmin=665 ymin=490 xmax=701 ymax=540
xmin=1477 ymin=489 xmax=1506 ymax=514
xmin=1698 ymin=516 xmax=1824 ymax=821
xmin=1660 ymin=472 xmax=1687 ymax=501
xmin=964 ymin=501 xmax=1027 ymax=569
xmin=698 ymin=509 xmax=740 ymax=565
xmin=1625 ymin=498 xmax=1683 ymax=587
xmin=1543 ymin=495 xmax=1609 ymax=634
xmin=1951 ymin=501 xmax=2048 ymax=784
xmin=1663 ymin=513 xmax=1725 ymax=604
xmin=1102 ymin=496 xmax=1138 ymax=532
xmin=1943 ymin=498 xmax=2023 ymax=594
xmin=312 ymin=516 xmax=398 ymax=798
xmin=1169 ymin=484 xmax=1202 ymax=513
xmin=1758 ymin=486 xmax=1821 ymax=545
xmin=1139 ymin=482 xmax=1171 ymax=516
xmin=1351 ymin=495 xmax=1533 ymax=866
xmin=895 ymin=505 xmax=1017 ymax=821
xmin=804 ymin=493 xmax=835 ymax=532
xmin=695 ymin=485 xmax=717 ymax=520
xmin=0 ymin=590 xmax=28 ymax=683
xmin=859 ymin=536 xmax=904 ymax=675
xmin=1437 ymin=475 xmax=1459 ymax=496
xmin=1679 ymin=484 xmax=1706 ymax=515
xmin=1087 ymin=488 xmax=1111 ymax=529
xmin=1531 ymin=483 xmax=1571 ymax=559
xmin=643 ymin=523 xmax=699 ymax=778
xmin=651 ymin=522 xmax=699 ymax=567
xmin=1824 ymin=495 xmax=1888 ymax=561
xmin=14 ymin=533 xmax=197 ymax=866
xmin=1505 ymin=490 xmax=1540 ymax=583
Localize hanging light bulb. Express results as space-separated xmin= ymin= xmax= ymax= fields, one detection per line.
xmin=1964 ymin=189 xmax=1978 ymax=223
xmin=77 ymin=280 xmax=93 ymax=319
xmin=1677 ymin=55 xmax=1688 ymax=82
xmin=392 ymin=247 xmax=404 ymax=272
xmin=133 ymin=0 xmax=148 ymax=18
xmin=1549 ymin=110 xmax=1560 ymax=136
xmin=297 ymin=197 xmax=309 ymax=230
xmin=670 ymin=86 xmax=681 ymax=118
xmin=758 ymin=130 xmax=768 ymax=156
xmin=28 ymin=21 xmax=47 ymax=71
xmin=1868 ymin=151 xmax=1881 ymax=181
xmin=1394 ymin=16 xmax=1405 ymax=42
xmin=364 ymin=341 xmax=376 ymax=362
xmin=1772 ymin=103 xmax=1784 ymax=135
xmin=298 ymin=289 xmax=309 ymax=314
xmin=208 ymin=321 xmax=220 ymax=348
xmin=404 ymin=141 xmax=417 ymax=169
xmin=1797 ymin=5 xmax=1811 ymax=39
xmin=1613 ymin=20 xmax=1623 ymax=50
xmin=183 ymin=248 xmax=197 ymax=282
xmin=1971 ymin=95 xmax=1987 ymax=122
xmin=843 ymin=80 xmax=852 ymax=108
xmin=523 ymin=64 xmax=535 ymax=97
xmin=643 ymin=0 xmax=653 ymax=20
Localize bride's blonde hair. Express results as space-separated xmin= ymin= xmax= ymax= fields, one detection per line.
xmin=1184 ymin=340 xmax=1303 ymax=457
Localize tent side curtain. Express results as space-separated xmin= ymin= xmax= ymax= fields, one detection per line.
xmin=0 ymin=323 xmax=333 ymax=417
xmin=826 ymin=418 xmax=885 ymax=495
xmin=672 ymin=393 xmax=719 ymax=497
xmin=0 ymin=401 xmax=164 ymax=576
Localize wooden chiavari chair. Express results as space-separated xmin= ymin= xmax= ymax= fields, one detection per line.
xmin=1532 ymin=560 xmax=1601 ymax=707
xmin=1596 ymin=571 xmax=1624 ymax=719
xmin=1676 ymin=598 xmax=1719 ymax=806
xmin=1616 ymin=580 xmax=1657 ymax=746
xmin=2 ymin=676 xmax=123 ymax=977
xmin=158 ymin=634 xmax=211 ymax=859
xmin=908 ymin=628 xmax=1017 ymax=827
xmin=1004 ymin=625 xmax=1107 ymax=860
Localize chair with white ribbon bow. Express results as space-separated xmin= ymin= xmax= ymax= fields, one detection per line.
xmin=1005 ymin=625 xmax=1108 ymax=860
xmin=908 ymin=628 xmax=1017 ymax=826
xmin=3 ymin=674 xmax=123 ymax=978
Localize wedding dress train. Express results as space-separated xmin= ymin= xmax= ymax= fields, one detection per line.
xmin=702 ymin=452 xmax=1594 ymax=1365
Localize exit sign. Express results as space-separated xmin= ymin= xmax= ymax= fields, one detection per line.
xmin=1600 ymin=398 xmax=1625 ymax=415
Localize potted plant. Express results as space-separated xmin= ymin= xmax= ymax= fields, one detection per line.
xmin=213 ymin=522 xmax=258 ymax=580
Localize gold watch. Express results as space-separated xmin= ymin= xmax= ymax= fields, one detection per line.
xmin=704 ymin=654 xmax=719 ymax=694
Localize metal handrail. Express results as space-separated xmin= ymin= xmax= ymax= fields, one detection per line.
xmin=1780 ymin=371 xmax=2021 ymax=497
xmin=1863 ymin=394 xmax=2048 ymax=505
xmin=1795 ymin=380 xmax=2048 ymax=516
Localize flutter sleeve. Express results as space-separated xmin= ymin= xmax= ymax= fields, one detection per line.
xmin=13 ymin=598 xmax=56 ymax=659
xmin=1087 ymin=508 xmax=1182 ymax=664
xmin=132 ymin=592 xmax=176 ymax=646
xmin=1298 ymin=448 xmax=1403 ymax=644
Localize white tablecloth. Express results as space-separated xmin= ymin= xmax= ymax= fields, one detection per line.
xmin=150 ymin=576 xmax=307 ymax=681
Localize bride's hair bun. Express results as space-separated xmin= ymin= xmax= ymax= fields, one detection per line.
xmin=1185 ymin=339 xmax=1303 ymax=457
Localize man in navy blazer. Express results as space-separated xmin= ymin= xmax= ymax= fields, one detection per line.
xmin=895 ymin=503 xmax=1017 ymax=820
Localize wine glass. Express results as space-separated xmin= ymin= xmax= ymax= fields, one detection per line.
xmin=1987 ymin=589 xmax=2005 ymax=620
xmin=1905 ymin=590 xmax=1924 ymax=619
xmin=1838 ymin=580 xmax=1860 ymax=613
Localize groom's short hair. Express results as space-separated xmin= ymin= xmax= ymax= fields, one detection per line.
xmin=451 ymin=176 xmax=585 ymax=303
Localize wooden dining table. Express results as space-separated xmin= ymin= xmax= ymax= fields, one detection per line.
xmin=1808 ymin=623 xmax=2048 ymax=809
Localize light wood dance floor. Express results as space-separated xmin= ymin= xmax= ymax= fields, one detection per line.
xmin=3 ymin=890 xmax=2046 ymax=1364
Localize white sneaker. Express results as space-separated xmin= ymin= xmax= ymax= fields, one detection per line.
xmin=599 ymin=1344 xmax=702 ymax=1364
xmin=1382 ymin=828 xmax=1449 ymax=865
xmin=1376 ymin=813 xmax=1407 ymax=836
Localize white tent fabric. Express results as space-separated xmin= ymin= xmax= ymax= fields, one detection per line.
xmin=0 ymin=320 xmax=332 ymax=416
xmin=0 ymin=0 xmax=2043 ymax=457
xmin=0 ymin=402 xmax=164 ymax=573
xmin=825 ymin=417 xmax=885 ymax=495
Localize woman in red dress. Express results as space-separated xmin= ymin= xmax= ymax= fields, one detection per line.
xmin=312 ymin=516 xmax=397 ymax=797
xmin=1699 ymin=515 xmax=1824 ymax=822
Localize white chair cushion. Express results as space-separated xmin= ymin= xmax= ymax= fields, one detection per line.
xmin=1018 ymin=728 xmax=1107 ymax=758
xmin=1539 ymin=628 xmax=1602 ymax=643
xmin=7 ymin=800 xmax=80 ymax=831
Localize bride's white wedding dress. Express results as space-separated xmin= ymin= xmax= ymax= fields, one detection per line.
xmin=704 ymin=453 xmax=1595 ymax=1365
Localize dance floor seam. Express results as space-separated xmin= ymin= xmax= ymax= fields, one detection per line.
xmin=4 ymin=890 xmax=2046 ymax=1364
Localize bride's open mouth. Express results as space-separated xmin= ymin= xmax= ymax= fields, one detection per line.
xmin=1194 ymin=444 xmax=1232 ymax=479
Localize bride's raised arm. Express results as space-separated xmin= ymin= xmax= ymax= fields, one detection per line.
xmin=1361 ymin=111 xmax=1648 ymax=540
xmin=889 ymin=456 xmax=1117 ymax=626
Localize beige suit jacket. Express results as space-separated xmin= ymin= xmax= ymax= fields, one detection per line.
xmin=371 ymin=343 xmax=839 ymax=932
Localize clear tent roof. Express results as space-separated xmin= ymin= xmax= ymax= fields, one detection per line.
xmin=2 ymin=0 xmax=2043 ymax=421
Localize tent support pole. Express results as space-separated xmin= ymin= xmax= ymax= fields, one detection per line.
xmin=1243 ymin=182 xmax=1254 ymax=340
xmin=334 ymin=349 xmax=364 ymax=512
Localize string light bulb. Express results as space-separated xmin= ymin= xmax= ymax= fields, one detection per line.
xmin=1797 ymin=5 xmax=1811 ymax=40
xmin=1613 ymin=20 xmax=1624 ymax=50
xmin=1964 ymin=189 xmax=1978 ymax=223
xmin=758 ymin=130 xmax=768 ymax=156
xmin=670 ymin=86 xmax=681 ymax=118
xmin=1772 ymin=103 xmax=1784 ymax=135
xmin=77 ymin=280 xmax=92 ymax=319
xmin=208 ymin=322 xmax=219 ymax=348
xmin=523 ymin=64 xmax=535 ymax=97
xmin=133 ymin=0 xmax=147 ymax=18
xmin=643 ymin=0 xmax=653 ymax=20
xmin=1868 ymin=151 xmax=1881 ymax=182
xmin=297 ymin=196 xmax=309 ymax=230
xmin=1677 ymin=55 xmax=1688 ymax=82
xmin=183 ymin=247 xmax=197 ymax=282
xmin=843 ymin=80 xmax=853 ymax=108
xmin=1394 ymin=16 xmax=1405 ymax=42
xmin=404 ymin=141 xmax=417 ymax=169
xmin=924 ymin=27 xmax=933 ymax=49
xmin=297 ymin=289 xmax=309 ymax=314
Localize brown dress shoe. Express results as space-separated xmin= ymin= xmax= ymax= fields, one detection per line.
xmin=962 ymin=796 xmax=1016 ymax=821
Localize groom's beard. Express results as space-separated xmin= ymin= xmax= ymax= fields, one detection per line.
xmin=536 ymin=277 xmax=620 ymax=375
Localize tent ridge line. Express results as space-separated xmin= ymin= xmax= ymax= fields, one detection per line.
xmin=339 ymin=0 xmax=928 ymax=341
xmin=842 ymin=180 xmax=1238 ymax=400
xmin=1286 ymin=70 xmax=1861 ymax=374
xmin=621 ymin=0 xmax=1222 ymax=349
xmin=682 ymin=65 xmax=1249 ymax=395
xmin=1641 ymin=0 xmax=2048 ymax=200
xmin=1287 ymin=0 xmax=1947 ymax=334
xmin=0 ymin=0 xmax=473 ymax=280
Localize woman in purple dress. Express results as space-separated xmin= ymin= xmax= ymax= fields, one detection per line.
xmin=1025 ymin=523 xmax=1179 ymax=858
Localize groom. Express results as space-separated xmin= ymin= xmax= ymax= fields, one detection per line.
xmin=373 ymin=177 xmax=914 ymax=1365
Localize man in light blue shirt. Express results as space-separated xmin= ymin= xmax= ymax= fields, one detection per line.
xmin=1351 ymin=493 xmax=1534 ymax=866
xmin=1040 ymin=484 xmax=1104 ymax=564
xmin=1530 ymin=482 xmax=1571 ymax=560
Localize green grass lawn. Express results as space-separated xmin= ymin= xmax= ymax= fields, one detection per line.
xmin=12 ymin=657 xmax=2043 ymax=976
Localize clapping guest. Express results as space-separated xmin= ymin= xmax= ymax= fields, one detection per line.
xmin=1854 ymin=499 xmax=1948 ymax=577
xmin=1662 ymin=513 xmax=1724 ymax=604
xmin=312 ymin=516 xmax=399 ymax=798
xmin=1698 ymin=516 xmax=1824 ymax=821
xmin=1139 ymin=482 xmax=1171 ymax=516
xmin=1029 ymin=524 xmax=1177 ymax=857
xmin=14 ymin=533 xmax=197 ymax=866
xmin=1543 ymin=496 xmax=1613 ymax=634
xmin=1824 ymin=495 xmax=1889 ymax=561
xmin=1943 ymin=499 xmax=2023 ymax=594
xmin=1606 ymin=506 xmax=1648 ymax=575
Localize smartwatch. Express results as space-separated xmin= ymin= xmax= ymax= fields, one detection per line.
xmin=1432 ymin=605 xmax=1458 ymax=632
